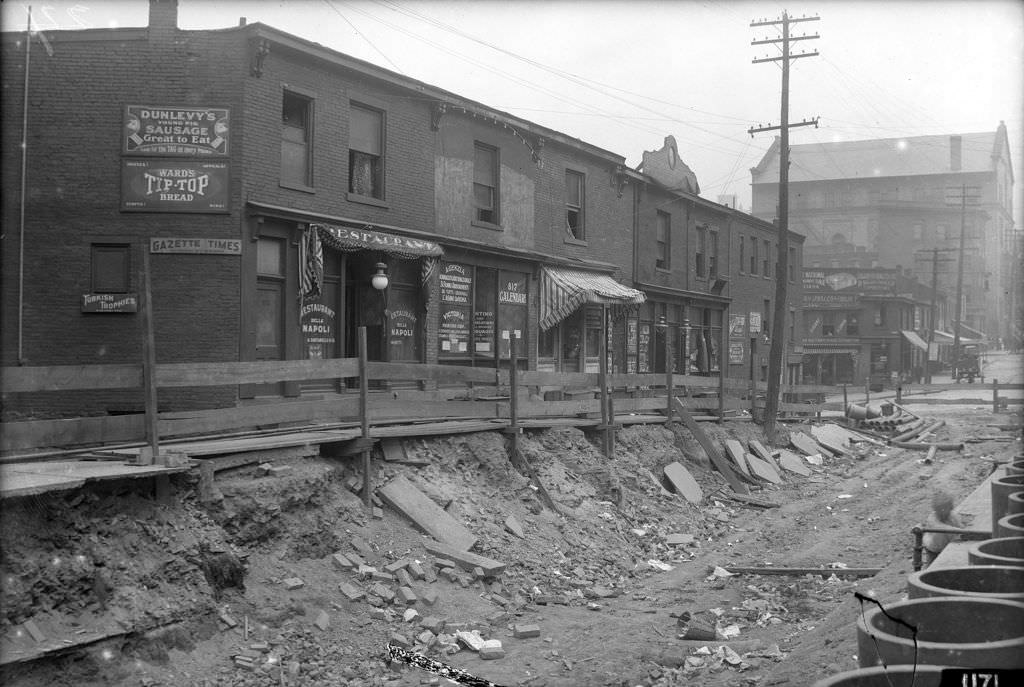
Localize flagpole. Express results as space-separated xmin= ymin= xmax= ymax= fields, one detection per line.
xmin=18 ymin=6 xmax=32 ymax=364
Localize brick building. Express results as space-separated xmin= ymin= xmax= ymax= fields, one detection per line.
xmin=2 ymin=0 xmax=802 ymax=417
xmin=750 ymin=126 xmax=1016 ymax=345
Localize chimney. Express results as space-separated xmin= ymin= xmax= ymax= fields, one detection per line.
xmin=149 ymin=0 xmax=179 ymax=32
xmin=950 ymin=135 xmax=962 ymax=171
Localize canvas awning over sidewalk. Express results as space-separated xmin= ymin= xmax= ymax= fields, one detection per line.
xmin=539 ymin=266 xmax=645 ymax=330
xmin=901 ymin=330 xmax=929 ymax=352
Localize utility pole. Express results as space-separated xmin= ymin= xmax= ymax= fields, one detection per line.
xmin=916 ymin=247 xmax=956 ymax=383
xmin=946 ymin=183 xmax=980 ymax=380
xmin=748 ymin=11 xmax=819 ymax=441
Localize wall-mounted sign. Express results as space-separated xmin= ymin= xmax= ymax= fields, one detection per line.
xmin=150 ymin=237 xmax=242 ymax=254
xmin=728 ymin=341 xmax=745 ymax=364
xmin=122 ymin=160 xmax=229 ymax=213
xmin=729 ymin=314 xmax=746 ymax=339
xmin=81 ymin=293 xmax=138 ymax=313
xmin=124 ymin=105 xmax=229 ymax=156
xmin=301 ymin=301 xmax=336 ymax=359
xmin=749 ymin=312 xmax=762 ymax=334
xmin=803 ymin=292 xmax=859 ymax=308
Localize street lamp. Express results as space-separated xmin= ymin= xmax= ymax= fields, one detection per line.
xmin=371 ymin=262 xmax=389 ymax=291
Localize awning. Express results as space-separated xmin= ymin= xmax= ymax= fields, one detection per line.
xmin=310 ymin=222 xmax=443 ymax=258
xmin=957 ymin=323 xmax=987 ymax=340
xmin=539 ymin=266 xmax=646 ymax=330
xmin=932 ymin=330 xmax=955 ymax=343
xmin=901 ymin=330 xmax=929 ymax=352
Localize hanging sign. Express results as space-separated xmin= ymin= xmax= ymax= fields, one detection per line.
xmin=124 ymin=105 xmax=229 ymax=156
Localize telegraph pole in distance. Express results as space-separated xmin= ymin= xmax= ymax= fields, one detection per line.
xmin=748 ymin=11 xmax=819 ymax=441
xmin=945 ymin=183 xmax=981 ymax=380
xmin=916 ymin=247 xmax=956 ymax=384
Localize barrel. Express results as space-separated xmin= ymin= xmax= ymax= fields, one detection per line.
xmin=812 ymin=665 xmax=947 ymax=687
xmin=968 ymin=537 xmax=1024 ymax=567
xmin=991 ymin=475 xmax=1024 ymax=532
xmin=907 ymin=565 xmax=1024 ymax=601
xmin=856 ymin=597 xmax=1024 ymax=669
xmin=995 ymin=513 xmax=1024 ymax=539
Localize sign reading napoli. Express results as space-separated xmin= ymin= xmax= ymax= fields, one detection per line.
xmin=124 ymin=106 xmax=229 ymax=156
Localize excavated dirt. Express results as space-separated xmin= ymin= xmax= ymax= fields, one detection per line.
xmin=1 ymin=403 xmax=1019 ymax=687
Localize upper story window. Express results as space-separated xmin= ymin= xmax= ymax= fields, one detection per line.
xmin=473 ymin=143 xmax=499 ymax=225
xmin=749 ymin=236 xmax=758 ymax=275
xmin=92 ymin=244 xmax=131 ymax=293
xmin=656 ymin=211 xmax=670 ymax=270
xmin=762 ymin=239 xmax=771 ymax=277
xmin=349 ymin=104 xmax=384 ymax=199
xmin=566 ymin=170 xmax=585 ymax=240
xmin=695 ymin=225 xmax=707 ymax=277
xmin=739 ymin=235 xmax=746 ymax=274
xmin=281 ymin=91 xmax=312 ymax=188
xmin=709 ymin=230 xmax=719 ymax=279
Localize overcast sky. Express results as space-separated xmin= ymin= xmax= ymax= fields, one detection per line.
xmin=5 ymin=0 xmax=1022 ymax=221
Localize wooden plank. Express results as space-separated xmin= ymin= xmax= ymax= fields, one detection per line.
xmin=369 ymin=400 xmax=496 ymax=421
xmin=723 ymin=440 xmax=751 ymax=475
xmin=1 ymin=364 xmax=142 ymax=393
xmin=671 ymin=398 xmax=748 ymax=494
xmin=662 ymin=461 xmax=703 ymax=504
xmin=367 ymin=361 xmax=506 ymax=385
xmin=1 ymin=414 xmax=144 ymax=453
xmin=513 ymin=399 xmax=602 ymax=418
xmin=371 ymin=419 xmax=509 ymax=437
xmin=722 ymin=565 xmax=881 ymax=578
xmin=517 ymin=371 xmax=599 ymax=387
xmin=748 ymin=440 xmax=780 ymax=472
xmin=745 ymin=454 xmax=783 ymax=484
xmin=777 ymin=449 xmax=811 ymax=476
xmin=378 ymin=474 xmax=477 ymax=550
xmin=423 ymin=540 xmax=505 ymax=576
xmin=160 ymin=397 xmax=361 ymax=436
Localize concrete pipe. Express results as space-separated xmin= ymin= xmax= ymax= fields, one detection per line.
xmin=812 ymin=665 xmax=947 ymax=687
xmin=991 ymin=475 xmax=1024 ymax=534
xmin=968 ymin=537 xmax=1024 ymax=567
xmin=856 ymin=597 xmax=1024 ymax=669
xmin=1008 ymin=491 xmax=1024 ymax=516
xmin=1007 ymin=460 xmax=1024 ymax=477
xmin=907 ymin=565 xmax=1024 ymax=601
xmin=995 ymin=513 xmax=1024 ymax=539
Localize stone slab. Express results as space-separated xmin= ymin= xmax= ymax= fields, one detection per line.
xmin=424 ymin=540 xmax=505 ymax=576
xmin=724 ymin=440 xmax=751 ymax=475
xmin=666 ymin=533 xmax=696 ymax=546
xmin=748 ymin=440 xmax=781 ymax=471
xmin=777 ymin=449 xmax=812 ymax=476
xmin=338 ymin=582 xmax=365 ymax=601
xmin=745 ymin=454 xmax=783 ymax=484
xmin=504 ymin=515 xmax=525 ymax=539
xmin=662 ymin=461 xmax=703 ymax=504
xmin=378 ymin=474 xmax=477 ymax=551
xmin=790 ymin=431 xmax=828 ymax=458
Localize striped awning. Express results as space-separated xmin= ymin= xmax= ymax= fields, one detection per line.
xmin=539 ymin=266 xmax=645 ymax=330
xmin=901 ymin=330 xmax=929 ymax=352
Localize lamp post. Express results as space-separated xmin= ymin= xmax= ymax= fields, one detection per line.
xmin=371 ymin=262 xmax=388 ymax=361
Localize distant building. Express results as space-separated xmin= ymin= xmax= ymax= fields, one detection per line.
xmin=717 ymin=194 xmax=741 ymax=211
xmin=751 ymin=125 xmax=1016 ymax=344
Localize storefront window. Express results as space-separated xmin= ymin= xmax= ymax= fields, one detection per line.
xmin=437 ymin=261 xmax=528 ymax=366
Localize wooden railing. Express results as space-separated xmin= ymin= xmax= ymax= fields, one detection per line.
xmin=2 ymin=345 xmax=1020 ymax=455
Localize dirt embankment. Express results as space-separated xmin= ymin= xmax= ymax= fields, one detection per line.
xmin=1 ymin=406 xmax=1016 ymax=687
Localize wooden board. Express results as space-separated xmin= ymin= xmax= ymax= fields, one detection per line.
xmin=662 ymin=462 xmax=703 ymax=504
xmin=671 ymin=398 xmax=748 ymax=495
xmin=380 ymin=438 xmax=429 ymax=465
xmin=723 ymin=440 xmax=751 ymax=475
xmin=423 ymin=540 xmax=505 ymax=576
xmin=745 ymin=454 xmax=783 ymax=484
xmin=777 ymin=449 xmax=811 ymax=476
xmin=377 ymin=474 xmax=477 ymax=551
xmin=748 ymin=440 xmax=781 ymax=472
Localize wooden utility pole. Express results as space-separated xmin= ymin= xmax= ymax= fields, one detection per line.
xmin=916 ymin=247 xmax=956 ymax=383
xmin=945 ymin=183 xmax=980 ymax=379
xmin=749 ymin=11 xmax=819 ymax=440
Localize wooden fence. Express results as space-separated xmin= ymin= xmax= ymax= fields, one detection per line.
xmin=2 ymin=344 xmax=1020 ymax=456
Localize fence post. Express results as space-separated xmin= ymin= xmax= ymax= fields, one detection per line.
xmin=665 ymin=330 xmax=674 ymax=418
xmin=992 ymin=378 xmax=999 ymax=413
xmin=509 ymin=334 xmax=519 ymax=431
xmin=599 ymin=306 xmax=611 ymax=459
xmin=140 ymin=249 xmax=159 ymax=464
xmin=358 ymin=326 xmax=372 ymax=509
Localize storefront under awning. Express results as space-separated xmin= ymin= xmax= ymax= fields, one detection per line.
xmin=901 ymin=330 xmax=929 ymax=352
xmin=539 ymin=266 xmax=645 ymax=330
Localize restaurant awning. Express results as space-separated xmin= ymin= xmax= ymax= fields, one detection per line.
xmin=310 ymin=222 xmax=443 ymax=258
xmin=539 ymin=266 xmax=646 ymax=330
xmin=901 ymin=330 xmax=929 ymax=352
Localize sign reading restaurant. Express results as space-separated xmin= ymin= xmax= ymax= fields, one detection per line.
xmin=121 ymin=160 xmax=229 ymax=213
xmin=124 ymin=106 xmax=229 ymax=156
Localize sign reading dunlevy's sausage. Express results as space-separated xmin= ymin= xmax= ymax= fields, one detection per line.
xmin=122 ymin=160 xmax=229 ymax=213
xmin=124 ymin=106 xmax=229 ymax=156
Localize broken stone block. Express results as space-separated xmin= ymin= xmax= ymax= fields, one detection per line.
xmin=372 ymin=507 xmax=384 ymax=519
xmin=389 ymin=632 xmax=411 ymax=649
xmin=370 ymin=570 xmax=395 ymax=582
xmin=357 ymin=565 xmax=377 ymax=579
xmin=384 ymin=558 xmax=410 ymax=574
xmin=369 ymin=607 xmax=387 ymax=620
xmin=282 ymin=577 xmax=305 ymax=590
xmin=513 ymin=623 xmax=540 ymax=639
xmin=440 ymin=567 xmax=459 ymax=582
xmin=218 ymin=611 xmax=239 ymax=629
xmin=487 ymin=611 xmax=510 ymax=625
xmin=504 ymin=515 xmax=526 ymax=539
xmin=422 ymin=564 xmax=438 ymax=584
xmin=338 ymin=582 xmax=365 ymax=601
xmin=313 ymin=610 xmax=330 ymax=631
xmin=473 ymin=566 xmax=486 ymax=580
xmin=666 ymin=533 xmax=696 ymax=546
xmin=417 ymin=630 xmax=435 ymax=645
xmin=396 ymin=569 xmax=414 ymax=587
xmin=398 ymin=586 xmax=418 ymax=605
xmin=22 ymin=620 xmax=45 ymax=643
xmin=479 ymin=640 xmax=505 ymax=660
xmin=347 ymin=551 xmax=366 ymax=567
xmin=420 ymin=587 xmax=440 ymax=606
xmin=420 ymin=616 xmax=445 ymax=633
xmin=331 ymin=553 xmax=354 ymax=570
xmin=455 ymin=630 xmax=485 ymax=652
xmin=350 ymin=536 xmax=375 ymax=558
xmin=403 ymin=608 xmax=420 ymax=623
xmin=408 ymin=561 xmax=426 ymax=580
xmin=369 ymin=583 xmax=395 ymax=603
xmin=249 ymin=641 xmax=270 ymax=653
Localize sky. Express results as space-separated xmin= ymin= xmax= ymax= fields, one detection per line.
xmin=4 ymin=0 xmax=1022 ymax=222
